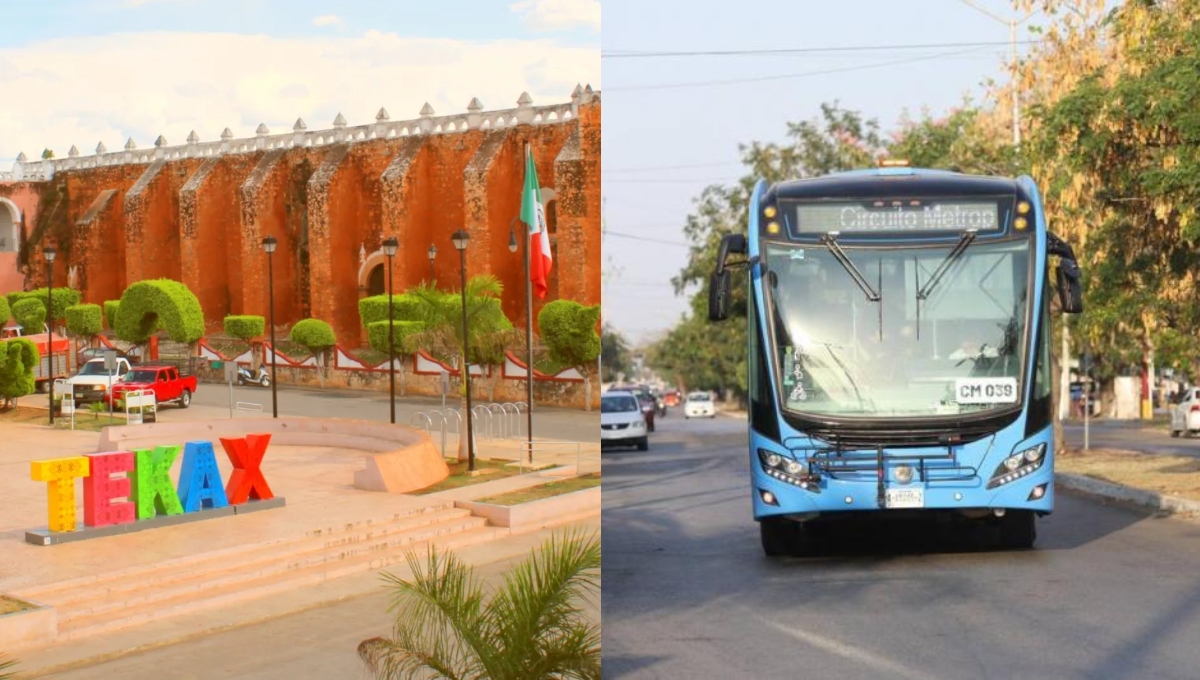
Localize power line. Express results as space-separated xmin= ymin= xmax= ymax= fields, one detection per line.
xmin=603 ymin=39 xmax=1041 ymax=59
xmin=604 ymin=177 xmax=744 ymax=185
xmin=605 ymin=161 xmax=745 ymax=173
xmin=605 ymin=231 xmax=692 ymax=247
xmin=606 ymin=45 xmax=994 ymax=92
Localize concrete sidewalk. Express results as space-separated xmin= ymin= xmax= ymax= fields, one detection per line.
xmin=13 ymin=516 xmax=600 ymax=678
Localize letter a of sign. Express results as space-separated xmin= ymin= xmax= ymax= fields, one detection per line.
xmin=178 ymin=441 xmax=230 ymax=512
xmin=129 ymin=446 xmax=185 ymax=520
xmin=31 ymin=457 xmax=90 ymax=532
xmin=220 ymin=434 xmax=275 ymax=504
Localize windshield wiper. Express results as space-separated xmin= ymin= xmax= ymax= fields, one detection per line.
xmin=917 ymin=229 xmax=978 ymax=301
xmin=821 ymin=233 xmax=880 ymax=302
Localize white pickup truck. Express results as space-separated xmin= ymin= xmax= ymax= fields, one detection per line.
xmin=67 ymin=357 xmax=133 ymax=403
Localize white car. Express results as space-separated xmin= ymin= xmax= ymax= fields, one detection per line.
xmin=684 ymin=391 xmax=716 ymax=418
xmin=1170 ymin=387 xmax=1200 ymax=437
xmin=67 ymin=357 xmax=132 ymax=403
xmin=601 ymin=391 xmax=649 ymax=450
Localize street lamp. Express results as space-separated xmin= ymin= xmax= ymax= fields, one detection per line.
xmin=383 ymin=236 xmax=399 ymax=424
xmin=508 ymin=219 xmax=518 ymax=253
xmin=261 ymin=235 xmax=278 ymax=418
xmin=427 ymin=244 xmax=437 ymax=284
xmin=451 ymin=228 xmax=475 ymax=472
xmin=44 ymin=246 xmax=56 ymax=425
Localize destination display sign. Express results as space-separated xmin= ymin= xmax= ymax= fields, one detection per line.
xmin=790 ymin=200 xmax=1003 ymax=234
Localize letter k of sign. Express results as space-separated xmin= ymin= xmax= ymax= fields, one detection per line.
xmin=220 ymin=434 xmax=275 ymax=505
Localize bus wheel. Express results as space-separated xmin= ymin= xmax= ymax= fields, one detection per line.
xmin=998 ymin=510 xmax=1036 ymax=550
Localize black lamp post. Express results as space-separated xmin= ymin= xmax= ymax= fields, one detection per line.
xmin=427 ymin=244 xmax=437 ymax=284
xmin=45 ymin=246 xmax=56 ymax=425
xmin=383 ymin=236 xmax=399 ymax=424
xmin=452 ymin=228 xmax=475 ymax=472
xmin=262 ymin=236 xmax=278 ymax=418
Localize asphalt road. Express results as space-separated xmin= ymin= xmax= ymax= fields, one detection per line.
xmin=1064 ymin=420 xmax=1200 ymax=457
xmin=602 ymin=414 xmax=1200 ymax=679
xmin=177 ymin=380 xmax=596 ymax=442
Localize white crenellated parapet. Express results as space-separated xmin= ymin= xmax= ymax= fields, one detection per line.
xmin=1 ymin=85 xmax=600 ymax=182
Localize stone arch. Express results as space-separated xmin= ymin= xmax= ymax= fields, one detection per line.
xmin=0 ymin=197 xmax=20 ymax=253
xmin=367 ymin=263 xmax=385 ymax=296
xmin=358 ymin=249 xmax=390 ymax=291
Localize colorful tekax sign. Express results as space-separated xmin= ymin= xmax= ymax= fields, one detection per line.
xmin=31 ymin=434 xmax=275 ymax=533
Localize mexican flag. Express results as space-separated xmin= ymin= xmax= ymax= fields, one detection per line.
xmin=521 ymin=145 xmax=553 ymax=298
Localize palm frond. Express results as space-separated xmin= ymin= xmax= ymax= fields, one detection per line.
xmin=0 ymin=653 xmax=18 ymax=680
xmin=486 ymin=527 xmax=602 ymax=675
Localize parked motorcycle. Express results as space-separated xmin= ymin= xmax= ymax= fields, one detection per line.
xmin=237 ymin=365 xmax=271 ymax=388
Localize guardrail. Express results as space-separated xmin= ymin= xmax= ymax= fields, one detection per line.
xmin=509 ymin=440 xmax=598 ymax=474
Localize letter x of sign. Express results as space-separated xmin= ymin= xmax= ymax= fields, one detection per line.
xmin=220 ymin=434 xmax=275 ymax=504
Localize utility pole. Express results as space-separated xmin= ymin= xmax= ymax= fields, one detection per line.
xmin=958 ymin=0 xmax=1033 ymax=146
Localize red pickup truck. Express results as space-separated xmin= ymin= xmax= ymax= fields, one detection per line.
xmin=107 ymin=363 xmax=197 ymax=409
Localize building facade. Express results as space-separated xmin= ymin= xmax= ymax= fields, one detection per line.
xmin=0 ymin=87 xmax=601 ymax=345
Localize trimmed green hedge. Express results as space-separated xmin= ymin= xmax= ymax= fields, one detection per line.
xmin=7 ymin=288 xmax=81 ymax=323
xmin=103 ymin=300 xmax=121 ymax=329
xmin=12 ymin=298 xmax=46 ymax=333
xmin=367 ymin=320 xmax=426 ymax=356
xmin=0 ymin=296 xmax=9 ymax=327
xmin=114 ymin=279 xmax=205 ymax=344
xmin=289 ymin=318 xmax=336 ymax=353
xmin=0 ymin=338 xmax=38 ymax=401
xmin=65 ymin=304 xmax=103 ymax=338
xmin=223 ymin=315 xmax=265 ymax=342
xmin=538 ymin=300 xmax=601 ymax=370
xmin=358 ymin=294 xmax=424 ymax=327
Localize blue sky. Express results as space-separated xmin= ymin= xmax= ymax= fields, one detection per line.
xmin=0 ymin=0 xmax=599 ymax=163
xmin=602 ymin=0 xmax=1049 ymax=345
xmin=0 ymin=0 xmax=599 ymax=47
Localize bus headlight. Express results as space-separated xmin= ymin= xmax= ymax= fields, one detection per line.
xmin=987 ymin=443 xmax=1047 ymax=490
xmin=757 ymin=449 xmax=819 ymax=491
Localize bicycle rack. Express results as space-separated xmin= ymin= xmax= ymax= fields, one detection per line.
xmin=487 ymin=403 xmax=506 ymax=438
xmin=500 ymin=402 xmax=519 ymax=439
xmin=409 ymin=412 xmax=433 ymax=433
xmin=471 ymin=405 xmax=493 ymax=439
xmin=426 ymin=410 xmax=449 ymax=457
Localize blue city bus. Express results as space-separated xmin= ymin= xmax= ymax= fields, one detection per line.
xmin=707 ymin=163 xmax=1084 ymax=556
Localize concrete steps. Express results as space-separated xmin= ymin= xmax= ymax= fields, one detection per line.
xmin=13 ymin=502 xmax=508 ymax=643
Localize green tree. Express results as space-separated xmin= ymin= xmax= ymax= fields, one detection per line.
xmin=600 ymin=323 xmax=631 ymax=383
xmin=0 ymin=296 xmax=10 ymax=328
xmin=103 ymin=300 xmax=120 ymax=329
xmin=404 ymin=277 xmax=519 ymax=458
xmin=357 ymin=528 xmax=600 ymax=680
xmin=368 ymin=319 xmax=425 ymax=395
xmin=65 ymin=304 xmax=103 ymax=346
xmin=114 ymin=279 xmax=206 ymax=355
xmin=12 ymin=298 xmax=46 ymax=334
xmin=224 ymin=315 xmax=266 ymax=368
xmin=41 ymin=149 xmax=54 ymax=160
xmin=290 ymin=318 xmax=337 ymax=389
xmin=539 ymin=301 xmax=601 ymax=410
xmin=0 ymin=338 xmax=39 ymax=409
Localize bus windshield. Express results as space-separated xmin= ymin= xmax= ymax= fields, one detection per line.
xmin=764 ymin=237 xmax=1030 ymax=418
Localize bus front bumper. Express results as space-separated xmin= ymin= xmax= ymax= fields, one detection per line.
xmin=751 ymin=464 xmax=1054 ymax=520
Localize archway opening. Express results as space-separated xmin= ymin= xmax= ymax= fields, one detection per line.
xmin=367 ymin=263 xmax=386 ymax=297
xmin=0 ymin=201 xmax=18 ymax=253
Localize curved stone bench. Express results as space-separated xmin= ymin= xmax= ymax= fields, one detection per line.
xmin=95 ymin=417 xmax=449 ymax=494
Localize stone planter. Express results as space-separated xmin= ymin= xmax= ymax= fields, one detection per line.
xmin=457 ymin=486 xmax=600 ymax=533
xmin=0 ymin=596 xmax=56 ymax=650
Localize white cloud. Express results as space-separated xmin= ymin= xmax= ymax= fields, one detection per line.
xmin=510 ymin=0 xmax=600 ymax=32
xmin=312 ymin=14 xmax=342 ymax=27
xmin=0 ymin=31 xmax=599 ymax=164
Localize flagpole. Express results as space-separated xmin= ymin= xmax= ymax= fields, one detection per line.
xmin=524 ymin=143 xmax=535 ymax=464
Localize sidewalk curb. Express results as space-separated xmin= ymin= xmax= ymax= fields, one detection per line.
xmin=1056 ymin=472 xmax=1200 ymax=519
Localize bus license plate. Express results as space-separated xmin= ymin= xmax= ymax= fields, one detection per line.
xmin=885 ymin=488 xmax=924 ymax=509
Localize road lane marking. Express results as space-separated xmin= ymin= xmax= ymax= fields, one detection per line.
xmin=761 ymin=617 xmax=945 ymax=680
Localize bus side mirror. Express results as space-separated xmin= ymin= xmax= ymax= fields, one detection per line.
xmin=709 ymin=270 xmax=731 ymax=322
xmin=1057 ymin=260 xmax=1084 ymax=314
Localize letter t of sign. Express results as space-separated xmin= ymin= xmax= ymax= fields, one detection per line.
xmin=31 ymin=457 xmax=90 ymax=532
xmin=220 ymin=434 xmax=275 ymax=504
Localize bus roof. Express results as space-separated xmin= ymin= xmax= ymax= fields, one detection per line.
xmin=766 ymin=167 xmax=1022 ymax=201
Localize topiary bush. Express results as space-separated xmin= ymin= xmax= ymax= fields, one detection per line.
xmin=223 ymin=315 xmax=265 ymax=342
xmin=368 ymin=320 xmax=426 ymax=357
xmin=65 ymin=304 xmax=103 ymax=340
xmin=538 ymin=300 xmax=602 ymax=371
xmin=103 ymin=300 xmax=121 ymax=329
xmin=289 ymin=318 xmax=336 ymax=356
xmin=358 ymin=294 xmax=424 ymax=327
xmin=5 ymin=291 xmax=26 ymax=309
xmin=0 ymin=296 xmax=10 ymax=328
xmin=26 ymin=287 xmax=82 ymax=323
xmin=114 ymin=279 xmax=205 ymax=344
xmin=12 ymin=298 xmax=46 ymax=334
xmin=0 ymin=337 xmax=39 ymax=406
